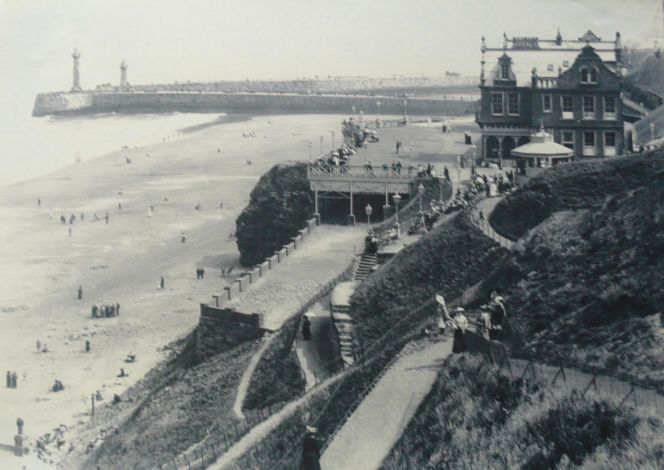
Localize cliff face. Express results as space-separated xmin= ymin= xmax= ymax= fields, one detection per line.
xmin=235 ymin=162 xmax=314 ymax=267
xmin=32 ymin=91 xmax=477 ymax=116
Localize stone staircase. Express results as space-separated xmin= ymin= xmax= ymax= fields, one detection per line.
xmin=353 ymin=253 xmax=377 ymax=281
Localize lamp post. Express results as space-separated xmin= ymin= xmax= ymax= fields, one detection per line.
xmin=393 ymin=192 xmax=401 ymax=237
xmin=418 ymin=183 xmax=424 ymax=212
xmin=365 ymin=203 xmax=373 ymax=231
xmin=403 ymin=99 xmax=408 ymax=119
xmin=319 ymin=136 xmax=324 ymax=155
xmin=376 ymin=100 xmax=381 ymax=121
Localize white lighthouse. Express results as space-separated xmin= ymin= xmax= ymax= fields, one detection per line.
xmin=120 ymin=59 xmax=128 ymax=89
xmin=71 ymin=48 xmax=82 ymax=92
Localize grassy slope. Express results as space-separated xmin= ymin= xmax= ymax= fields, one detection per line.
xmin=490 ymin=153 xmax=664 ymax=240
xmin=243 ymin=313 xmax=306 ymax=411
xmin=385 ymin=354 xmax=664 ymax=469
xmin=498 ymin=175 xmax=664 ymax=387
xmin=88 ymin=339 xmax=259 ymax=469
xmin=351 ymin=214 xmax=506 ymax=350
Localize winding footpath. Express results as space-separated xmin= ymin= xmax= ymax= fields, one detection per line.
xmin=320 ymin=338 xmax=453 ymax=470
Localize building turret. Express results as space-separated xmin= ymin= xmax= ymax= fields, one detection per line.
xmin=120 ymin=59 xmax=128 ymax=89
xmin=614 ymin=32 xmax=623 ymax=64
xmin=71 ymin=48 xmax=82 ymax=92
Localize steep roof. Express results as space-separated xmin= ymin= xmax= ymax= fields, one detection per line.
xmin=484 ymin=31 xmax=619 ymax=87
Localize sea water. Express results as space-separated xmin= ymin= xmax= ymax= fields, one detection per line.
xmin=0 ymin=112 xmax=221 ymax=187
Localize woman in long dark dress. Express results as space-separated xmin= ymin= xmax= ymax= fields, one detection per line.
xmin=301 ymin=426 xmax=321 ymax=470
xmin=452 ymin=307 xmax=468 ymax=354
xmin=302 ymin=316 xmax=312 ymax=341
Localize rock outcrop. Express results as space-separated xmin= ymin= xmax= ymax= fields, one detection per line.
xmin=236 ymin=162 xmax=314 ymax=266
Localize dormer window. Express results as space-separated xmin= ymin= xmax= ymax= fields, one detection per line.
xmin=500 ymin=62 xmax=509 ymax=80
xmin=580 ymin=66 xmax=598 ymax=84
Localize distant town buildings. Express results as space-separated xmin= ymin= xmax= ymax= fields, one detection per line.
xmin=476 ymin=30 xmax=627 ymax=163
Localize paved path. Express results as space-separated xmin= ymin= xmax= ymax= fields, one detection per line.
xmin=320 ymin=338 xmax=453 ymax=470
xmin=295 ymin=297 xmax=334 ymax=389
xmin=232 ymin=334 xmax=274 ymax=419
xmin=471 ymin=196 xmax=514 ymax=249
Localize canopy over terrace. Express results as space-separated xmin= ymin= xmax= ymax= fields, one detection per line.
xmin=512 ymin=128 xmax=573 ymax=177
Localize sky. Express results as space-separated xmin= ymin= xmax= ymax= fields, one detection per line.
xmin=0 ymin=0 xmax=660 ymax=116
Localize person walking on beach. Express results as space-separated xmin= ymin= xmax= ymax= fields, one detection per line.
xmin=160 ymin=276 xmax=165 ymax=289
xmin=37 ymin=198 xmax=41 ymax=208
xmin=181 ymin=233 xmax=187 ymax=243
xmin=36 ymin=340 xmax=41 ymax=353
xmin=6 ymin=371 xmax=10 ymax=388
xmin=116 ymin=303 xmax=120 ymax=316
xmin=78 ymin=286 xmax=83 ymax=300
xmin=105 ymin=211 xmax=109 ymax=224
xmin=118 ymin=202 xmax=122 ymax=211
xmin=85 ymin=340 xmax=90 ymax=353
xmin=69 ymin=227 xmax=72 ymax=238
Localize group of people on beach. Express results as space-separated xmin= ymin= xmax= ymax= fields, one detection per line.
xmin=6 ymin=371 xmax=18 ymax=388
xmin=195 ymin=266 xmax=206 ymax=279
xmin=91 ymin=303 xmax=120 ymax=318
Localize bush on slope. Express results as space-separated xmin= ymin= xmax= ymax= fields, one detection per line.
xmin=384 ymin=355 xmax=663 ymax=470
xmin=236 ymin=162 xmax=314 ymax=266
xmin=490 ymin=153 xmax=664 ymax=240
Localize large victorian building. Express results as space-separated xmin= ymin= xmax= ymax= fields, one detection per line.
xmin=476 ymin=30 xmax=628 ymax=163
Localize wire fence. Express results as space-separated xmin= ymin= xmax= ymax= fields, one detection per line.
xmin=465 ymin=328 xmax=664 ymax=416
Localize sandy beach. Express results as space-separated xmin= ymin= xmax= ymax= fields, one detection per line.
xmin=0 ymin=112 xmax=470 ymax=469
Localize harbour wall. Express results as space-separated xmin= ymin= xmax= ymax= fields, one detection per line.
xmin=33 ymin=91 xmax=477 ymax=117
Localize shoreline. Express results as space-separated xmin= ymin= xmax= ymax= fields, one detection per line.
xmin=0 ymin=113 xmax=361 ymax=469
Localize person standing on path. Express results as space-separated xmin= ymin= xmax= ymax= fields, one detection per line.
xmin=301 ymin=426 xmax=321 ymax=470
xmin=160 ymin=276 xmax=165 ymax=289
xmin=85 ymin=340 xmax=90 ymax=353
xmin=78 ymin=286 xmax=83 ymax=300
xmin=452 ymin=307 xmax=468 ymax=353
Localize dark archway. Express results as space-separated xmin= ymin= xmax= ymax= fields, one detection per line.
xmin=486 ymin=136 xmax=500 ymax=159
xmin=517 ymin=136 xmax=530 ymax=147
xmin=501 ymin=136 xmax=516 ymax=159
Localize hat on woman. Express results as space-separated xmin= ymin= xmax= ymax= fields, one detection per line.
xmin=454 ymin=307 xmax=465 ymax=313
